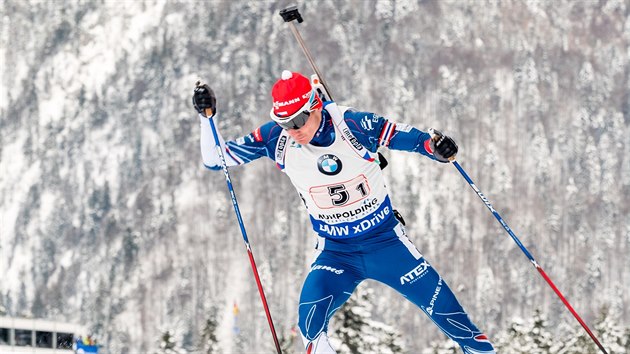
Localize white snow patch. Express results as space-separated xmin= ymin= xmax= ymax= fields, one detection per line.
xmin=59 ymin=249 xmax=74 ymax=269
xmin=0 ymin=132 xmax=40 ymax=247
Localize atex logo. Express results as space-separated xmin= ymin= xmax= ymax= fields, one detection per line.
xmin=400 ymin=260 xmax=431 ymax=285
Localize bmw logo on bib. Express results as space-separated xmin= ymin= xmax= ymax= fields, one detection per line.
xmin=317 ymin=154 xmax=342 ymax=175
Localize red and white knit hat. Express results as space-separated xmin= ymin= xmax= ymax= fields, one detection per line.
xmin=270 ymin=70 xmax=321 ymax=119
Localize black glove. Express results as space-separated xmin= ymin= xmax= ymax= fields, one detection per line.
xmin=192 ymin=81 xmax=217 ymax=117
xmin=429 ymin=129 xmax=458 ymax=162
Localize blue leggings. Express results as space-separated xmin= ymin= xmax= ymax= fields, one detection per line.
xmin=298 ymin=224 xmax=495 ymax=354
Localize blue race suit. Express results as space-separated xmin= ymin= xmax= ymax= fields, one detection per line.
xmin=200 ymin=104 xmax=496 ymax=354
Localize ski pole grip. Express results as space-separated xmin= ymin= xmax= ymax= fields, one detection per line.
xmin=280 ymin=5 xmax=303 ymax=23
xmin=428 ymin=128 xmax=456 ymax=162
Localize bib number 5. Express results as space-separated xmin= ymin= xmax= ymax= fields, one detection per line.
xmin=328 ymin=185 xmax=350 ymax=206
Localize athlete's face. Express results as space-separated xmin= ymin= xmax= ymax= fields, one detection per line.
xmin=286 ymin=108 xmax=322 ymax=145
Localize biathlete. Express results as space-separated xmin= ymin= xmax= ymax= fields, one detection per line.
xmin=193 ymin=70 xmax=496 ymax=354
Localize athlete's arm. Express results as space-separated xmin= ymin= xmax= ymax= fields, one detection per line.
xmin=199 ymin=117 xmax=282 ymax=170
xmin=342 ymin=109 xmax=438 ymax=160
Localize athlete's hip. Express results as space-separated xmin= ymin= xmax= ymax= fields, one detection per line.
xmin=314 ymin=221 xmax=418 ymax=254
xmin=308 ymin=222 xmax=427 ymax=285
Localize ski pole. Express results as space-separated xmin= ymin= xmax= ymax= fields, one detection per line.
xmin=445 ymin=155 xmax=608 ymax=354
xmin=204 ymin=105 xmax=282 ymax=354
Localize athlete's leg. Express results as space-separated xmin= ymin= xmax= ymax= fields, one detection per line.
xmin=367 ymin=224 xmax=496 ymax=354
xmin=298 ymin=248 xmax=365 ymax=354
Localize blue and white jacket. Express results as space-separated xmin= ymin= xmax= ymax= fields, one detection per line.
xmin=200 ymin=103 xmax=439 ymax=240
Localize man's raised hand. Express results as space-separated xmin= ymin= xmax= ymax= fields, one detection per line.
xmin=429 ymin=128 xmax=458 ymax=162
xmin=193 ymin=81 xmax=217 ymax=117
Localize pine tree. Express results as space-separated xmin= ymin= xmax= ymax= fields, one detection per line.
xmin=333 ymin=294 xmax=366 ymax=354
xmin=424 ymin=306 xmax=630 ymax=354
xmin=562 ymin=306 xmax=629 ymax=354
xmin=200 ymin=308 xmax=219 ymax=354
xmin=279 ymin=326 xmax=299 ymax=353
xmin=530 ymin=309 xmax=554 ymax=352
xmin=330 ymin=286 xmax=404 ymax=354
xmin=494 ymin=309 xmax=553 ymax=354
xmin=560 ymin=327 xmax=597 ymax=354
xmin=156 ymin=330 xmax=182 ymax=354
xmin=371 ymin=321 xmax=404 ymax=354
xmin=422 ymin=339 xmax=459 ymax=354
xmin=595 ymin=306 xmax=627 ymax=354
xmin=623 ymin=328 xmax=630 ymax=352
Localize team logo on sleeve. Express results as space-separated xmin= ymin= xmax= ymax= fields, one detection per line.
xmin=360 ymin=114 xmax=380 ymax=131
xmin=317 ymin=154 xmax=342 ymax=175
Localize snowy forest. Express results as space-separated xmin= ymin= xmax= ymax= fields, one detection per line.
xmin=1 ymin=0 xmax=629 ymax=353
